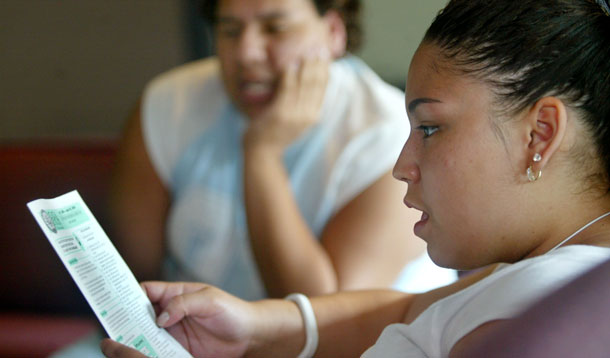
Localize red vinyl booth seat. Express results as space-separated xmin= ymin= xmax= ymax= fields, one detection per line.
xmin=0 ymin=140 xmax=118 ymax=357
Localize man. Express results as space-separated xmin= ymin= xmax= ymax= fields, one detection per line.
xmin=109 ymin=0 xmax=454 ymax=300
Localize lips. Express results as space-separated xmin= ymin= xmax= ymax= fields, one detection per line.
xmin=414 ymin=210 xmax=430 ymax=237
xmin=403 ymin=198 xmax=423 ymax=211
xmin=404 ymin=198 xmax=430 ymax=237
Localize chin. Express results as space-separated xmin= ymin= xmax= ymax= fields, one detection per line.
xmin=427 ymin=246 xmax=480 ymax=271
xmin=238 ymin=105 xmax=266 ymax=120
xmin=426 ymin=247 xmax=456 ymax=269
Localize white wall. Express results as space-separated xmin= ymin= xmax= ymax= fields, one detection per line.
xmin=1 ymin=0 xmax=189 ymax=140
xmin=360 ymin=0 xmax=447 ymax=87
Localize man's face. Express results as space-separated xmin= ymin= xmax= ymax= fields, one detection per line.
xmin=215 ymin=0 xmax=335 ymax=118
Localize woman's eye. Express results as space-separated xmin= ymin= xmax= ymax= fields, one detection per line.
xmin=417 ymin=125 xmax=439 ymax=138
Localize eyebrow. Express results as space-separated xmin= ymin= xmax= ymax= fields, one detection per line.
xmin=217 ymin=11 xmax=288 ymax=24
xmin=407 ymin=98 xmax=441 ymax=115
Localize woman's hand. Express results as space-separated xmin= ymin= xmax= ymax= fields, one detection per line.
xmin=100 ymin=339 xmax=148 ymax=358
xmin=101 ymin=282 xmax=257 ymax=358
xmin=148 ymin=282 xmax=255 ymax=356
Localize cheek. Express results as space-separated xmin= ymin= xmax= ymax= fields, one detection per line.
xmin=269 ymin=39 xmax=307 ymax=69
xmin=431 ymin=160 xmax=473 ymax=222
xmin=216 ymin=39 xmax=234 ymax=63
xmin=217 ymin=42 xmax=236 ymax=78
xmin=269 ymin=29 xmax=327 ymax=69
xmin=421 ymin=143 xmax=502 ymax=267
xmin=427 ymin=143 xmax=488 ymax=228
xmin=218 ymin=60 xmax=237 ymax=91
xmin=433 ymin=141 xmax=510 ymax=234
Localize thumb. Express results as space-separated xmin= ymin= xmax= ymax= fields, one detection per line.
xmin=100 ymin=338 xmax=147 ymax=358
xmin=156 ymin=287 xmax=218 ymax=328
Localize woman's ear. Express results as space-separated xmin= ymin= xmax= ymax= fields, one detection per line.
xmin=322 ymin=10 xmax=347 ymax=58
xmin=525 ymin=96 xmax=568 ymax=176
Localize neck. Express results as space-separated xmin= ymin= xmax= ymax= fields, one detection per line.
xmin=548 ymin=211 xmax=610 ymax=251
xmin=526 ymin=207 xmax=610 ymax=258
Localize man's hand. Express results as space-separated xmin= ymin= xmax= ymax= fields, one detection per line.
xmin=243 ymin=50 xmax=331 ymax=154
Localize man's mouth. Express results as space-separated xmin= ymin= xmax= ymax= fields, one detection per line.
xmin=239 ymin=81 xmax=275 ymax=105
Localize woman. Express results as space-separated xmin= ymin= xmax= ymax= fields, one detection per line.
xmin=101 ymin=0 xmax=610 ymax=356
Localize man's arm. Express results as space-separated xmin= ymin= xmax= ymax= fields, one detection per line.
xmin=244 ymin=147 xmax=424 ymax=297
xmin=107 ymin=103 xmax=169 ymax=280
xmin=243 ymin=56 xmax=424 ymax=297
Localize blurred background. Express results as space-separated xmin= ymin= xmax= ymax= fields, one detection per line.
xmin=1 ymin=0 xmax=447 ymax=140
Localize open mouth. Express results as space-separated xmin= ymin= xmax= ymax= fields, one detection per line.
xmin=414 ymin=211 xmax=429 ymax=236
xmin=239 ymin=81 xmax=275 ymax=105
xmin=404 ymin=198 xmax=429 ymax=237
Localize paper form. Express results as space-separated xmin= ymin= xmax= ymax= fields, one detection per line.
xmin=27 ymin=190 xmax=192 ymax=358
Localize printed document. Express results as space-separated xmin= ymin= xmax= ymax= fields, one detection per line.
xmin=27 ymin=190 xmax=192 ymax=358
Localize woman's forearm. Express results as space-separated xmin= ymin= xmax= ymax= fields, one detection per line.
xmin=314 ymin=290 xmax=413 ymax=357
xmin=248 ymin=290 xmax=414 ymax=358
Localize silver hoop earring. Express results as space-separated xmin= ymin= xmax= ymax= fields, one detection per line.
xmin=527 ymin=166 xmax=542 ymax=182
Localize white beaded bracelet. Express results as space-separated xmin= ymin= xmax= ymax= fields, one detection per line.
xmin=285 ymin=293 xmax=319 ymax=358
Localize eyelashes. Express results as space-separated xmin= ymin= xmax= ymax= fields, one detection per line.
xmin=416 ymin=125 xmax=439 ymax=138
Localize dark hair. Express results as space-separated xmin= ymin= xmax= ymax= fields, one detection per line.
xmin=200 ymin=0 xmax=362 ymax=52
xmin=424 ymin=0 xmax=610 ymax=190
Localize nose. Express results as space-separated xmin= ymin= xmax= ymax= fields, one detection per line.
xmin=237 ymin=25 xmax=267 ymax=65
xmin=392 ymin=137 xmax=420 ymax=185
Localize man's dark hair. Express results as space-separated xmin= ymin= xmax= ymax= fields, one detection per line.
xmin=424 ymin=0 xmax=610 ymax=190
xmin=200 ymin=0 xmax=362 ymax=52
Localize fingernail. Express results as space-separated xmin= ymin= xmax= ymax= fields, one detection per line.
xmin=156 ymin=312 xmax=169 ymax=326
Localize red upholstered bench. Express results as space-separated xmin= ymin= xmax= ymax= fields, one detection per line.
xmin=0 ymin=140 xmax=117 ymax=357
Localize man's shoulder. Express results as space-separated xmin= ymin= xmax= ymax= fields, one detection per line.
xmin=325 ymin=56 xmax=407 ymax=136
xmin=336 ymin=57 xmax=404 ymax=111
xmin=334 ymin=56 xmax=403 ymax=96
xmin=147 ymin=57 xmax=222 ymax=94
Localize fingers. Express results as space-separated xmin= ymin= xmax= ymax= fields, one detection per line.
xmin=276 ymin=51 xmax=330 ymax=124
xmin=155 ymin=287 xmax=220 ymax=328
xmin=277 ymin=46 xmax=330 ymax=101
xmin=296 ymin=55 xmax=330 ymax=119
xmin=243 ymin=47 xmax=331 ymax=149
xmin=140 ymin=281 xmax=215 ymax=327
xmin=140 ymin=281 xmax=225 ymax=329
xmin=100 ymin=339 xmax=147 ymax=358
xmin=141 ymin=281 xmax=208 ymax=308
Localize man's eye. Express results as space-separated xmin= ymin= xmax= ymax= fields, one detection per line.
xmin=417 ymin=125 xmax=439 ymax=138
xmin=265 ymin=23 xmax=289 ymax=34
xmin=217 ymin=25 xmax=241 ymax=38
